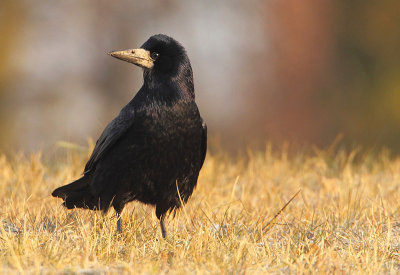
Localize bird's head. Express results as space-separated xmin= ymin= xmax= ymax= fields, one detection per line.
xmin=109 ymin=34 xmax=192 ymax=81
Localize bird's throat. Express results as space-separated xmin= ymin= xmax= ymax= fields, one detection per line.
xmin=143 ymin=72 xmax=194 ymax=102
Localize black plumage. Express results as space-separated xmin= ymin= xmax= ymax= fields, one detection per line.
xmin=52 ymin=34 xmax=207 ymax=238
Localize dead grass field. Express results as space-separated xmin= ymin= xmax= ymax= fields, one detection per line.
xmin=1 ymin=143 xmax=400 ymax=274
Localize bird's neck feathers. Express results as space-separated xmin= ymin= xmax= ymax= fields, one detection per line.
xmin=143 ymin=66 xmax=195 ymax=103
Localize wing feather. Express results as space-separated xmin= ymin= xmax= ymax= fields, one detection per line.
xmin=84 ymin=106 xmax=135 ymax=173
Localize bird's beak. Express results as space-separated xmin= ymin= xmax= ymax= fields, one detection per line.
xmin=108 ymin=48 xmax=154 ymax=69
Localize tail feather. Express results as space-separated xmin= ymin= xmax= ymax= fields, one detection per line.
xmin=52 ymin=176 xmax=88 ymax=198
xmin=52 ymin=176 xmax=98 ymax=210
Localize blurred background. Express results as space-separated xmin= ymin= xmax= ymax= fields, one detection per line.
xmin=1 ymin=0 xmax=400 ymax=154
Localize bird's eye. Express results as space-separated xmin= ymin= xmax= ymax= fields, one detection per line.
xmin=150 ymin=52 xmax=159 ymax=60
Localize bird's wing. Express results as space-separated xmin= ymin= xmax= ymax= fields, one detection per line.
xmin=84 ymin=106 xmax=135 ymax=174
xmin=199 ymin=117 xmax=207 ymax=169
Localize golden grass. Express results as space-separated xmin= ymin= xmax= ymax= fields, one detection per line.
xmin=1 ymin=143 xmax=400 ymax=274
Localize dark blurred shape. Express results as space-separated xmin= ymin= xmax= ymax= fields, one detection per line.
xmin=332 ymin=0 xmax=400 ymax=150
xmin=237 ymin=0 xmax=335 ymax=146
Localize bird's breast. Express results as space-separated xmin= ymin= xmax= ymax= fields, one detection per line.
xmin=130 ymin=101 xmax=202 ymax=164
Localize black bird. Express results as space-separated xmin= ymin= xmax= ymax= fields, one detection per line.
xmin=52 ymin=34 xmax=207 ymax=238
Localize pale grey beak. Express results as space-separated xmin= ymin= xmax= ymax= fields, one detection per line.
xmin=109 ymin=48 xmax=154 ymax=69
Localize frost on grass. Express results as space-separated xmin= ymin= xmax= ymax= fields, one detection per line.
xmin=0 ymin=147 xmax=400 ymax=273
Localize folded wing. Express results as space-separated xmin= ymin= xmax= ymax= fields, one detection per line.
xmin=84 ymin=106 xmax=135 ymax=174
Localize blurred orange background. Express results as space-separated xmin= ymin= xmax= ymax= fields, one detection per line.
xmin=1 ymin=0 xmax=399 ymax=153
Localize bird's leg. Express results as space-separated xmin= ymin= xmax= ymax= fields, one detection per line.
xmin=160 ymin=214 xmax=167 ymax=238
xmin=116 ymin=215 xmax=122 ymax=233
xmin=114 ymin=207 xmax=123 ymax=233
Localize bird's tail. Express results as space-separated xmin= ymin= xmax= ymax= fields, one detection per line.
xmin=52 ymin=176 xmax=98 ymax=210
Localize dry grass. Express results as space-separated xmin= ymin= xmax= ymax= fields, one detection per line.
xmin=1 ymin=143 xmax=400 ymax=274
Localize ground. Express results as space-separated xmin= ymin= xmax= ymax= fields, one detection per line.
xmin=0 ymin=142 xmax=400 ymax=274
